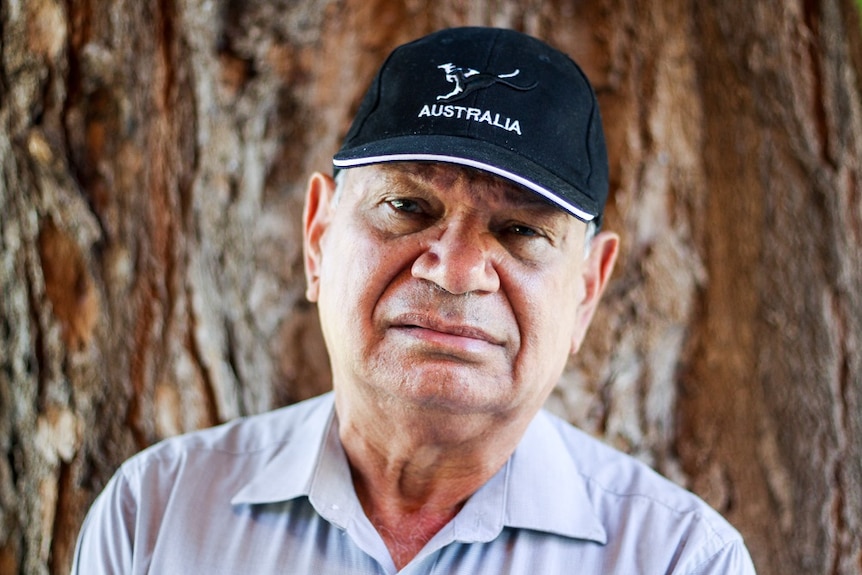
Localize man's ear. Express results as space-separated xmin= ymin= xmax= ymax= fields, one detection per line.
xmin=570 ymin=230 xmax=620 ymax=355
xmin=303 ymin=171 xmax=337 ymax=302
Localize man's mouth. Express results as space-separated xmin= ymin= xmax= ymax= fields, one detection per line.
xmin=389 ymin=313 xmax=505 ymax=350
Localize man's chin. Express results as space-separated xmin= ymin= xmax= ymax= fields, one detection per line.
xmin=386 ymin=372 xmax=516 ymax=417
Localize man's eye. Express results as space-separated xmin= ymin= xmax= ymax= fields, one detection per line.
xmin=389 ymin=199 xmax=423 ymax=213
xmin=508 ymin=224 xmax=541 ymax=237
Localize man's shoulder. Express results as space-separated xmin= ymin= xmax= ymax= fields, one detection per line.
xmin=122 ymin=392 xmax=334 ymax=472
xmin=540 ymin=410 xmax=698 ymax=500
xmin=537 ymin=410 xmax=744 ymax=547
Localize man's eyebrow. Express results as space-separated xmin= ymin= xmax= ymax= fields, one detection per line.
xmin=498 ymin=186 xmax=559 ymax=211
xmin=380 ymin=163 xmax=454 ymax=191
xmin=379 ymin=163 xmax=563 ymax=213
xmin=376 ymin=168 xmax=437 ymax=198
xmin=489 ymin=180 xmax=569 ymax=218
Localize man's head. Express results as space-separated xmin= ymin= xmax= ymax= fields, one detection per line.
xmin=303 ymin=27 xmax=618 ymax=433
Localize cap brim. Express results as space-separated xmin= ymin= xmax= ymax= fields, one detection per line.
xmin=333 ymin=135 xmax=599 ymax=223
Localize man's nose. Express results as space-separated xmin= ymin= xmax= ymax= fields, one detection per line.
xmin=411 ymin=222 xmax=501 ymax=294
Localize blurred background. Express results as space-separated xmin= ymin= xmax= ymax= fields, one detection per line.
xmin=1 ymin=1 xmax=861 ymax=573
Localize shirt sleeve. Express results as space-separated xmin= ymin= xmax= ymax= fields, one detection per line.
xmin=71 ymin=468 xmax=137 ymax=575
xmin=688 ymin=537 xmax=758 ymax=575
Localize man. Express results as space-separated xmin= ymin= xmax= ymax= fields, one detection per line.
xmin=72 ymin=27 xmax=757 ymax=573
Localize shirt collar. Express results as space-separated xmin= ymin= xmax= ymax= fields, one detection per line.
xmin=231 ymin=394 xmax=606 ymax=544
xmin=500 ymin=411 xmax=607 ymax=543
xmin=230 ymin=393 xmax=336 ymax=506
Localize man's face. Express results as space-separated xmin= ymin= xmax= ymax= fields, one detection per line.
xmin=304 ymin=163 xmax=617 ymax=424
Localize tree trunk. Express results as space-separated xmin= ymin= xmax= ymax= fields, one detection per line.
xmin=1 ymin=1 xmax=860 ymax=573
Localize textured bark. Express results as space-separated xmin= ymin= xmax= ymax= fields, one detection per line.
xmin=1 ymin=1 xmax=860 ymax=574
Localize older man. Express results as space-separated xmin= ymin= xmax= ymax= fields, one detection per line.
xmin=72 ymin=27 xmax=756 ymax=574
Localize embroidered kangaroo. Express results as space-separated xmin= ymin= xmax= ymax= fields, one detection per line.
xmin=436 ymin=63 xmax=537 ymax=102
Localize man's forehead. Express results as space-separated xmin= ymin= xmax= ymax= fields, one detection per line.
xmin=357 ymin=162 xmax=569 ymax=213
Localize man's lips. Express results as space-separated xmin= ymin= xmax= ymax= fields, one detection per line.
xmin=388 ymin=313 xmax=505 ymax=347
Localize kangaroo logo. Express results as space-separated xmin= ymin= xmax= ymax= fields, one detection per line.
xmin=436 ymin=63 xmax=537 ymax=102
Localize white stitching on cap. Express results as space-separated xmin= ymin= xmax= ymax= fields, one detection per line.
xmin=332 ymin=153 xmax=596 ymax=222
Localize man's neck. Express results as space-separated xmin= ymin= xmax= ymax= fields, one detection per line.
xmin=335 ymin=392 xmax=529 ymax=570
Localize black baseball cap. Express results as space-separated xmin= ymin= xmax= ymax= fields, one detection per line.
xmin=333 ymin=27 xmax=609 ymax=226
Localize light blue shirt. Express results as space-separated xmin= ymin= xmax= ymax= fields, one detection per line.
xmin=72 ymin=392 xmax=756 ymax=574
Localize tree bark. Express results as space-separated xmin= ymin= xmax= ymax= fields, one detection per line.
xmin=1 ymin=1 xmax=860 ymax=574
